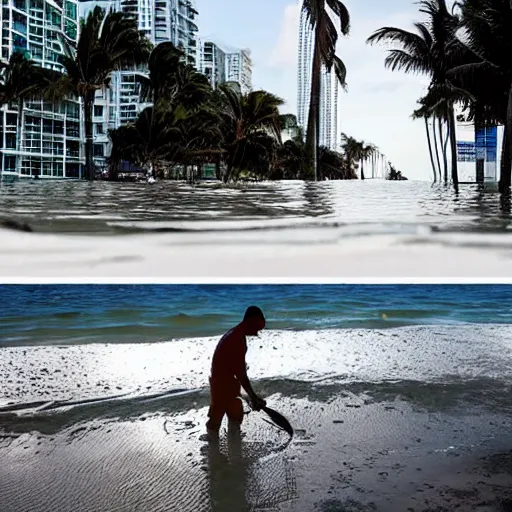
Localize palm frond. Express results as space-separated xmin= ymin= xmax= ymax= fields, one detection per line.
xmin=326 ymin=0 xmax=351 ymax=35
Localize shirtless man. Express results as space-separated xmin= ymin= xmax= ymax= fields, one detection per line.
xmin=206 ymin=306 xmax=267 ymax=432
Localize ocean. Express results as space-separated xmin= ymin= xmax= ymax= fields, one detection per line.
xmin=2 ymin=284 xmax=512 ymax=346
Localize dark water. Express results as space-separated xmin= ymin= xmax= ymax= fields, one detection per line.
xmin=0 ymin=179 xmax=511 ymax=235
xmin=1 ymin=284 xmax=511 ymax=345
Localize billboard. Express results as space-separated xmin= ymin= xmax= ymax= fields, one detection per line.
xmin=457 ymin=141 xmax=476 ymax=162
xmin=457 ymin=125 xmax=498 ymax=181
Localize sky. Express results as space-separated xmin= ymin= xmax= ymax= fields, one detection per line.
xmin=195 ymin=0 xmax=434 ymax=181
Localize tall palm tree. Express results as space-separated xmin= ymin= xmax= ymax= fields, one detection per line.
xmin=0 ymin=52 xmax=58 ymax=174
xmin=216 ymin=84 xmax=284 ymax=182
xmin=367 ymin=0 xmax=462 ymax=187
xmin=301 ymin=0 xmax=350 ymax=181
xmin=412 ymin=103 xmax=438 ymax=182
xmin=51 ymin=6 xmax=151 ymax=180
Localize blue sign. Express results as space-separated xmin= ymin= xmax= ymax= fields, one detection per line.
xmin=485 ymin=126 xmax=497 ymax=163
xmin=457 ymin=141 xmax=475 ymax=162
xmin=475 ymin=126 xmax=498 ymax=162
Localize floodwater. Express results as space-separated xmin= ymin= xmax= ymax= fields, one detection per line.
xmin=0 ymin=179 xmax=510 ymax=236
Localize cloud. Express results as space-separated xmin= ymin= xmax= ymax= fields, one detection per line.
xmin=268 ymin=3 xmax=300 ymax=69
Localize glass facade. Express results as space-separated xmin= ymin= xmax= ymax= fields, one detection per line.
xmin=0 ymin=0 xmax=82 ymax=178
xmin=297 ymin=9 xmax=339 ymax=151
xmin=198 ymin=40 xmax=252 ymax=95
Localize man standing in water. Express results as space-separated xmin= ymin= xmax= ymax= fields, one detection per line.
xmin=206 ymin=306 xmax=267 ymax=432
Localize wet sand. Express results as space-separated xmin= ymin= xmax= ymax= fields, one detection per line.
xmin=2 ymin=393 xmax=512 ymax=512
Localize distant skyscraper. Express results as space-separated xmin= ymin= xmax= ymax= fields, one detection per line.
xmin=198 ymin=40 xmax=252 ymax=95
xmin=0 ymin=0 xmax=82 ymax=178
xmin=79 ymin=0 xmax=200 ymax=170
xmin=297 ymin=8 xmax=339 ymax=151
xmin=198 ymin=41 xmax=227 ymax=90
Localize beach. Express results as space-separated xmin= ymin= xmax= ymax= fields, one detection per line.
xmin=2 ymin=316 xmax=512 ymax=511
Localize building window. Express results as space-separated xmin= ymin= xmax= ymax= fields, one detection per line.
xmin=64 ymin=0 xmax=76 ymax=19
xmin=95 ymin=123 xmax=104 ymax=135
xmin=54 ymin=162 xmax=63 ymax=177
xmin=4 ymin=156 xmax=16 ymax=172
xmin=66 ymin=141 xmax=79 ymax=158
xmin=42 ymin=161 xmax=52 ymax=175
xmin=93 ymin=143 xmax=104 ymax=157
xmin=94 ymin=105 xmax=103 ymax=117
xmin=54 ymin=120 xmax=64 ymax=134
xmin=5 ymin=133 xmax=16 ymax=149
xmin=5 ymin=114 xmax=17 ymax=129
xmin=66 ymin=121 xmax=80 ymax=137
xmin=54 ymin=142 xmax=64 ymax=155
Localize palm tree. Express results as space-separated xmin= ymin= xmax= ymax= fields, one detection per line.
xmin=360 ymin=142 xmax=378 ymax=180
xmin=51 ymin=6 xmax=151 ymax=180
xmin=131 ymin=41 xmax=216 ymax=178
xmin=412 ymin=103 xmax=438 ymax=182
xmin=301 ymin=0 xmax=350 ymax=181
xmin=0 ymin=52 xmax=58 ymax=174
xmin=451 ymin=0 xmax=512 ymax=191
xmin=367 ymin=0 xmax=462 ymax=187
xmin=216 ymin=84 xmax=284 ymax=182
xmin=137 ymin=42 xmax=212 ymax=109
xmin=318 ymin=145 xmax=358 ymax=180
xmin=340 ymin=133 xmax=362 ymax=177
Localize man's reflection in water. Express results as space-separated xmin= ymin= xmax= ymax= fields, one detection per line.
xmin=205 ymin=421 xmax=298 ymax=512
xmin=207 ymin=421 xmax=249 ymax=512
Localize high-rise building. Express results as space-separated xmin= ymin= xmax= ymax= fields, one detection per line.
xmin=199 ymin=41 xmax=226 ymax=90
xmin=225 ymin=48 xmax=252 ymax=95
xmin=297 ymin=8 xmax=339 ymax=151
xmin=0 ymin=0 xmax=83 ymax=178
xmin=198 ymin=40 xmax=252 ymax=95
xmin=79 ymin=0 xmax=199 ymax=171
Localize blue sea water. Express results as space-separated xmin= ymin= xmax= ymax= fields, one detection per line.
xmin=0 ymin=284 xmax=511 ymax=346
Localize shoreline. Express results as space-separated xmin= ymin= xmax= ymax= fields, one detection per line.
xmin=2 ymin=324 xmax=512 ymax=407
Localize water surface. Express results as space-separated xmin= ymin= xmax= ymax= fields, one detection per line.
xmin=1 ymin=180 xmax=511 ymax=236
xmin=1 ymin=284 xmax=511 ymax=345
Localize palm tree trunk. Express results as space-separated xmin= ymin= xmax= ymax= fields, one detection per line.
xmin=500 ymin=83 xmax=512 ymax=192
xmin=442 ymin=119 xmax=449 ymax=183
xmin=474 ymin=106 xmax=484 ymax=184
xmin=360 ymin=160 xmax=365 ymax=180
xmin=305 ymin=36 xmax=322 ymax=181
xmin=424 ymin=117 xmax=437 ymax=183
xmin=500 ymin=126 xmax=510 ymax=191
xmin=83 ymin=93 xmax=95 ymax=181
xmin=439 ymin=117 xmax=448 ymax=184
xmin=432 ymin=115 xmax=442 ymax=183
xmin=447 ymin=104 xmax=459 ymax=188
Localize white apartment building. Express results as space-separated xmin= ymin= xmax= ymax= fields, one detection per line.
xmin=297 ymin=7 xmax=339 ymax=151
xmin=80 ymin=0 xmax=199 ymax=171
xmin=0 ymin=0 xmax=83 ymax=178
xmin=198 ymin=39 xmax=252 ymax=95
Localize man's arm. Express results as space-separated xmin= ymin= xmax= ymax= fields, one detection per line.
xmin=235 ymin=362 xmax=266 ymax=410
